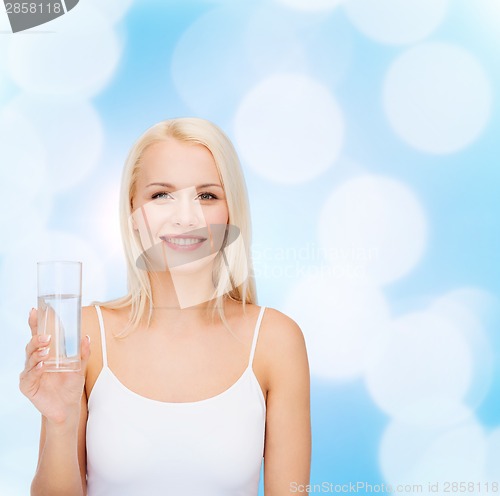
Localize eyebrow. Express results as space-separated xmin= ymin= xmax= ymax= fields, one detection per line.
xmin=145 ymin=182 xmax=224 ymax=189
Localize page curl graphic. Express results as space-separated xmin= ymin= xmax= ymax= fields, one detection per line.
xmin=4 ymin=0 xmax=79 ymax=33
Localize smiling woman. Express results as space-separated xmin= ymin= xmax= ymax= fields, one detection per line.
xmin=116 ymin=119 xmax=254 ymax=326
xmin=129 ymin=138 xmax=232 ymax=309
xmin=19 ymin=117 xmax=311 ymax=496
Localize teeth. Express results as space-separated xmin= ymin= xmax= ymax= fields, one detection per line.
xmin=166 ymin=237 xmax=204 ymax=246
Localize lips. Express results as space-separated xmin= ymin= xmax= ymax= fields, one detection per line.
xmin=159 ymin=234 xmax=207 ymax=251
xmin=135 ymin=224 xmax=242 ymax=271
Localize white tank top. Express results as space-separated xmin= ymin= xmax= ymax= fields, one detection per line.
xmin=86 ymin=305 xmax=266 ymax=496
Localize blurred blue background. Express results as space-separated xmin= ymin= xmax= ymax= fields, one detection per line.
xmin=1 ymin=0 xmax=499 ymax=494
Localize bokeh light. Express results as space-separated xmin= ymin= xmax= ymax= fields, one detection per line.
xmin=5 ymin=95 xmax=103 ymax=193
xmin=344 ymin=0 xmax=449 ymax=45
xmin=384 ymin=42 xmax=493 ymax=154
xmin=234 ymin=73 xmax=344 ymax=184
xmin=380 ymin=417 xmax=486 ymax=494
xmin=7 ymin=2 xmax=121 ymax=97
xmin=171 ymin=6 xmax=253 ymax=116
xmin=430 ymin=289 xmax=494 ymax=410
xmin=283 ymin=273 xmax=390 ymax=379
xmin=365 ymin=310 xmax=472 ymax=425
xmin=318 ymin=175 xmax=427 ymax=285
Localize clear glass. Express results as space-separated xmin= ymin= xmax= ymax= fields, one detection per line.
xmin=37 ymin=261 xmax=82 ymax=372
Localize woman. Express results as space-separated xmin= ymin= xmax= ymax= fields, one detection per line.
xmin=20 ymin=118 xmax=311 ymax=495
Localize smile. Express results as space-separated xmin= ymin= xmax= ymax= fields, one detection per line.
xmin=165 ymin=237 xmax=205 ymax=246
xmin=159 ymin=235 xmax=207 ymax=251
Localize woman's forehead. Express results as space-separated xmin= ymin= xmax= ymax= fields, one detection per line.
xmin=137 ymin=140 xmax=221 ymax=185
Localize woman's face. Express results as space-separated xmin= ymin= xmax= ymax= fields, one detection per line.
xmin=131 ymin=138 xmax=229 ymax=272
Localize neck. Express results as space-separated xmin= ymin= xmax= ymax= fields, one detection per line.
xmin=147 ymin=261 xmax=219 ymax=319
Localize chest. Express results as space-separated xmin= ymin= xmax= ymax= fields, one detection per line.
xmin=114 ymin=330 xmax=250 ymax=402
xmin=87 ymin=316 xmax=260 ymax=403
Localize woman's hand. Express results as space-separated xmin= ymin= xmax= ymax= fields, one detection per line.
xmin=19 ymin=308 xmax=91 ymax=425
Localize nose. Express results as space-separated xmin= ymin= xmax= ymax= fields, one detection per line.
xmin=171 ymin=197 xmax=202 ymax=228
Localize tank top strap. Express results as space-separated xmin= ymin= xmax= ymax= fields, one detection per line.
xmin=94 ymin=305 xmax=109 ymax=368
xmin=248 ymin=306 xmax=266 ymax=368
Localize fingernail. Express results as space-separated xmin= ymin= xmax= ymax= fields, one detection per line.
xmin=39 ymin=334 xmax=51 ymax=343
xmin=30 ymin=307 xmax=35 ymax=315
xmin=39 ymin=347 xmax=49 ymax=357
xmin=86 ymin=335 xmax=91 ymax=343
xmin=36 ymin=361 xmax=43 ymax=369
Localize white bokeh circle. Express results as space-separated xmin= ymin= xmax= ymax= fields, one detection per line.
xmin=380 ymin=417 xmax=486 ymax=492
xmin=475 ymin=0 xmax=500 ymax=43
xmin=365 ymin=310 xmax=473 ymax=426
xmin=409 ymin=421 xmax=486 ymax=489
xmin=283 ymin=272 xmax=390 ymax=379
xmin=0 ymin=194 xmax=52 ymax=255
xmin=0 ymin=106 xmax=46 ymax=202
xmin=344 ymin=0 xmax=449 ymax=45
xmin=5 ymin=95 xmax=103 ymax=193
xmin=384 ymin=42 xmax=492 ymax=154
xmin=318 ymin=175 xmax=427 ymax=285
xmin=245 ymin=4 xmax=354 ymax=92
xmin=171 ymin=7 xmax=253 ymax=116
xmin=274 ymin=0 xmax=344 ymax=13
xmin=0 ymin=106 xmax=51 ymax=253
xmin=244 ymin=5 xmax=307 ymax=77
xmin=430 ymin=288 xmax=494 ymax=410
xmin=234 ymin=73 xmax=344 ymax=184
xmin=7 ymin=2 xmax=121 ymax=97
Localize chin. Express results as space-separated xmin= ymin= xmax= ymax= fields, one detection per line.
xmin=168 ymin=252 xmax=218 ymax=275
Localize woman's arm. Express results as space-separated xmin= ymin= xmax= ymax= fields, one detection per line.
xmin=31 ymin=394 xmax=88 ymax=495
xmin=20 ymin=309 xmax=91 ymax=496
xmin=262 ymin=310 xmax=311 ymax=495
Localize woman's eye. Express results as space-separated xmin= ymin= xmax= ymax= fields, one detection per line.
xmin=198 ymin=192 xmax=217 ymax=201
xmin=152 ymin=192 xmax=172 ymax=200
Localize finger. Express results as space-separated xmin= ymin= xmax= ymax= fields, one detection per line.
xmin=28 ymin=308 xmax=38 ymax=337
xmin=26 ymin=342 xmax=50 ymax=370
xmin=25 ymin=333 xmax=51 ymax=355
xmin=24 ymin=334 xmax=51 ymax=366
xmin=24 ymin=340 xmax=50 ymax=372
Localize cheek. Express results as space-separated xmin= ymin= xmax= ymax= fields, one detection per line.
xmin=131 ymin=209 xmax=152 ymax=249
xmin=131 ymin=205 xmax=168 ymax=249
xmin=204 ymin=203 xmax=229 ymax=225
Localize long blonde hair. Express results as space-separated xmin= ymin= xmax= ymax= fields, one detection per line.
xmin=99 ymin=118 xmax=257 ymax=336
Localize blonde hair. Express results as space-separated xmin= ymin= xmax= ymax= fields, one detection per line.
xmin=99 ymin=118 xmax=257 ymax=336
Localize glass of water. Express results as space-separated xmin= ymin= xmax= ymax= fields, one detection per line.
xmin=37 ymin=261 xmax=82 ymax=372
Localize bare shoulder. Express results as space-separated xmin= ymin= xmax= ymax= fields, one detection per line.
xmin=230 ymin=302 xmax=305 ymax=348
xmin=81 ymin=304 xmax=127 ymax=339
xmin=258 ymin=307 xmax=309 ymax=386
xmin=81 ymin=305 xmax=101 ymax=345
xmin=261 ymin=306 xmax=306 ymax=350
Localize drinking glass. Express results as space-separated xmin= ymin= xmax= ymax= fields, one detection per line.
xmin=37 ymin=261 xmax=82 ymax=372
